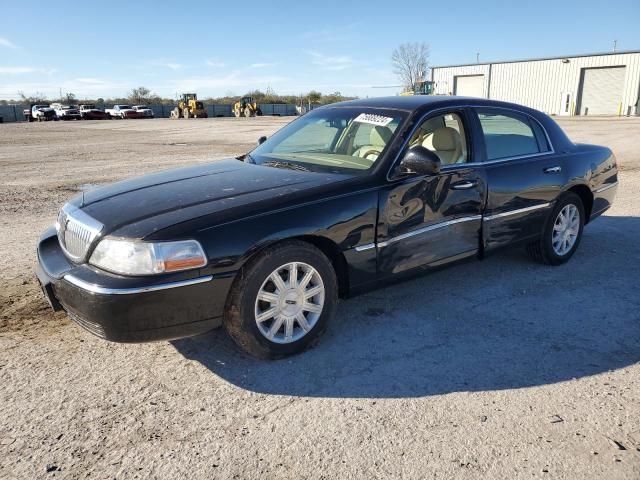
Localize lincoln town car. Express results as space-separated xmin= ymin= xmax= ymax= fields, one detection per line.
xmin=36 ymin=96 xmax=618 ymax=358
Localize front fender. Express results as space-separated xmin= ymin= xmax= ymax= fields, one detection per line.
xmin=192 ymin=189 xmax=380 ymax=290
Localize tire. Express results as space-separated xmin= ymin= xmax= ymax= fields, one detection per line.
xmin=527 ymin=192 xmax=584 ymax=265
xmin=244 ymin=107 xmax=252 ymax=118
xmin=234 ymin=109 xmax=241 ymax=118
xmin=224 ymin=240 xmax=338 ymax=359
xmin=184 ymin=108 xmax=190 ymax=119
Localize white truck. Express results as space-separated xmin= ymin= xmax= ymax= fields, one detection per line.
xmin=26 ymin=104 xmax=57 ymax=122
xmin=132 ymin=105 xmax=154 ymax=118
xmin=51 ymin=103 xmax=81 ymax=120
xmin=105 ymin=104 xmax=138 ymax=119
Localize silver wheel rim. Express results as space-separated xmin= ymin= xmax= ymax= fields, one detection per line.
xmin=254 ymin=262 xmax=325 ymax=344
xmin=552 ymin=204 xmax=580 ymax=256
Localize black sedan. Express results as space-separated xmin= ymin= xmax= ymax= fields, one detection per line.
xmin=36 ymin=96 xmax=618 ymax=358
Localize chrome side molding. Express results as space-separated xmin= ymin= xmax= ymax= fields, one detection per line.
xmin=483 ymin=203 xmax=551 ymax=221
xmin=594 ymin=181 xmax=618 ymax=193
xmin=64 ymin=274 xmax=213 ymax=295
xmin=378 ymin=216 xmax=482 ymax=248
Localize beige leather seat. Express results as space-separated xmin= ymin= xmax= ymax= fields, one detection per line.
xmin=353 ymin=126 xmax=393 ymax=160
xmin=427 ymin=127 xmax=464 ymax=164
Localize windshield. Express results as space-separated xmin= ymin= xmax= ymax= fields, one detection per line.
xmin=249 ymin=107 xmax=406 ymax=173
xmin=119 ymin=105 xmax=131 ymax=109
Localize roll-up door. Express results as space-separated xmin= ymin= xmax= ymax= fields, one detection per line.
xmin=454 ymin=75 xmax=485 ymax=97
xmin=578 ymin=66 xmax=626 ymax=115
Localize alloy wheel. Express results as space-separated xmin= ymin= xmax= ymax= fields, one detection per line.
xmin=552 ymin=204 xmax=580 ymax=256
xmin=254 ymin=262 xmax=325 ymax=344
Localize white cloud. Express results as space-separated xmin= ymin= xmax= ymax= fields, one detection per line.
xmin=0 ymin=37 xmax=17 ymax=48
xmin=307 ymin=51 xmax=353 ymax=71
xmin=0 ymin=66 xmax=35 ymax=74
xmin=250 ymin=62 xmax=276 ymax=69
xmin=206 ymin=60 xmax=225 ymax=68
xmin=173 ymin=72 xmax=286 ymax=92
xmin=149 ymin=61 xmax=184 ymax=70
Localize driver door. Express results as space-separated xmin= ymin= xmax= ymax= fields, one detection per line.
xmin=376 ymin=109 xmax=486 ymax=276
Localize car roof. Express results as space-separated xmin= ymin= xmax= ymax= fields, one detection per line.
xmin=326 ymin=95 xmax=540 ymax=114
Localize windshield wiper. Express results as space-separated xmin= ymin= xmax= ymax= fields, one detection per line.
xmin=262 ymin=160 xmax=311 ymax=172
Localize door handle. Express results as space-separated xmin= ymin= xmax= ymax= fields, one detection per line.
xmin=543 ymin=166 xmax=562 ymax=174
xmin=451 ymin=181 xmax=477 ymax=190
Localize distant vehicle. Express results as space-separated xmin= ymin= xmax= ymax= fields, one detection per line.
xmin=170 ymin=93 xmax=207 ymax=119
xmin=132 ymin=105 xmax=154 ymax=118
xmin=36 ymin=96 xmax=618 ymax=358
xmin=51 ymin=103 xmax=81 ymax=120
xmin=400 ymin=80 xmax=435 ymax=96
xmin=79 ymin=104 xmax=110 ymax=120
xmin=105 ymin=104 xmax=139 ymax=119
xmin=233 ymin=96 xmax=262 ymax=117
xmin=28 ymin=104 xmax=57 ymax=122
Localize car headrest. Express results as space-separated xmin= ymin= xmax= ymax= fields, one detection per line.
xmin=432 ymin=127 xmax=461 ymax=151
xmin=370 ymin=126 xmax=393 ymax=146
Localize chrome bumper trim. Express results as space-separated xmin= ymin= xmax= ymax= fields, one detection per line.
xmin=379 ymin=215 xmax=482 ymax=248
xmin=63 ymin=274 xmax=213 ymax=295
xmin=594 ymin=181 xmax=618 ymax=193
xmin=483 ymin=203 xmax=551 ymax=221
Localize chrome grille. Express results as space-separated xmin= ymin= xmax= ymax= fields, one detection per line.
xmin=56 ymin=204 xmax=104 ymax=262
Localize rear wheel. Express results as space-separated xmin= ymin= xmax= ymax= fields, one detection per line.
xmin=224 ymin=240 xmax=338 ymax=359
xmin=527 ymin=192 xmax=584 ymax=265
xmin=244 ymin=107 xmax=252 ymax=117
xmin=184 ymin=108 xmax=191 ymax=119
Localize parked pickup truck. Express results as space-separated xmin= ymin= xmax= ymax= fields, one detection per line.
xmin=79 ymin=105 xmax=111 ymax=120
xmin=105 ymin=105 xmax=139 ymax=119
xmin=51 ymin=103 xmax=81 ymax=120
xmin=26 ymin=104 xmax=57 ymax=122
xmin=132 ymin=105 xmax=154 ymax=118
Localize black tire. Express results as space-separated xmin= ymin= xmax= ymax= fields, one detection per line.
xmin=527 ymin=192 xmax=584 ymax=265
xmin=223 ymin=240 xmax=338 ymax=359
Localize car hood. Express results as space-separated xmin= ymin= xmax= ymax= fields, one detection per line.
xmin=78 ymin=159 xmax=351 ymax=238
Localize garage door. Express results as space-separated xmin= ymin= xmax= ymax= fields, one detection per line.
xmin=578 ymin=66 xmax=626 ymax=115
xmin=454 ymin=75 xmax=485 ymax=97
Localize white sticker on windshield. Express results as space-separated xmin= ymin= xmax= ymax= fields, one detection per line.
xmin=353 ymin=113 xmax=394 ymax=127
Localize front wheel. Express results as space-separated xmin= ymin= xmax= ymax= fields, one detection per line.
xmin=527 ymin=192 xmax=584 ymax=265
xmin=224 ymin=240 xmax=338 ymax=359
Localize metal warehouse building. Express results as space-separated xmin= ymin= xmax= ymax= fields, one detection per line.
xmin=430 ymin=50 xmax=640 ymax=116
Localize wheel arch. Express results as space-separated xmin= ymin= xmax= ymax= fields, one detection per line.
xmin=237 ymin=235 xmax=350 ymax=299
xmin=565 ymin=183 xmax=594 ymax=224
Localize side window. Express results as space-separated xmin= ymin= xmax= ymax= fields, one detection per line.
xmin=477 ymin=110 xmax=548 ymax=160
xmin=408 ymin=112 xmax=468 ymax=165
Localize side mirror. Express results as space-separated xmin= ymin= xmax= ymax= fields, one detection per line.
xmin=258 ymin=135 xmax=267 ymax=145
xmin=396 ymin=146 xmax=441 ymax=177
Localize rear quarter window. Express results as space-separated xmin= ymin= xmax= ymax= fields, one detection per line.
xmin=477 ymin=110 xmax=549 ymax=160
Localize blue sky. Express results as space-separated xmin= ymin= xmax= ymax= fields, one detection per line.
xmin=0 ymin=0 xmax=638 ymax=100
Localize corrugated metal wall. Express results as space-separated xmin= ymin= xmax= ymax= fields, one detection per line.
xmin=431 ymin=52 xmax=640 ymax=115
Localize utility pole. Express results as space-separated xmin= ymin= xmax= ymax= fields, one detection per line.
xmin=476 ymin=52 xmax=480 ymax=63
xmin=613 ymin=40 xmax=617 ymax=52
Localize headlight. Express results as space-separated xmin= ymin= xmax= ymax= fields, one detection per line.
xmin=89 ymin=238 xmax=207 ymax=275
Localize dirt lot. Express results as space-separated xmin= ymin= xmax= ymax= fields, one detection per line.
xmin=1 ymin=116 xmax=639 ymax=479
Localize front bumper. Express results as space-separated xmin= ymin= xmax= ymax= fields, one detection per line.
xmin=36 ymin=228 xmax=233 ymax=342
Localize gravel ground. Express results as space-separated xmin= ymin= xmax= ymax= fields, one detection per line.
xmin=0 ymin=116 xmax=639 ymax=479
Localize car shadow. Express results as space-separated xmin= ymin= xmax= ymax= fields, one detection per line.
xmin=172 ymin=215 xmax=640 ymax=398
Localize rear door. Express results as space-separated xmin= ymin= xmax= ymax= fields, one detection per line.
xmin=471 ymin=107 xmax=563 ymax=251
xmin=377 ymin=109 xmax=486 ymax=276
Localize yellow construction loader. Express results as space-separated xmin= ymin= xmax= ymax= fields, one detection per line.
xmin=233 ymin=96 xmax=262 ymax=117
xmin=170 ymin=93 xmax=208 ymax=119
